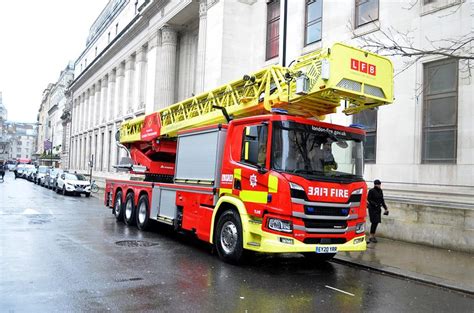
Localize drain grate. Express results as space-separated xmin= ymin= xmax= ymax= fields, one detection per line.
xmin=115 ymin=240 xmax=159 ymax=247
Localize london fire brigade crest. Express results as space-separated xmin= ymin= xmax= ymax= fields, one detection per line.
xmin=249 ymin=174 xmax=257 ymax=188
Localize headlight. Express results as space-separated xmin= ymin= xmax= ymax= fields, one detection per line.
xmin=267 ymin=218 xmax=293 ymax=233
xmin=289 ymin=182 xmax=306 ymax=199
xmin=351 ymin=188 xmax=363 ymax=195
xmin=355 ymin=223 xmax=365 ymax=234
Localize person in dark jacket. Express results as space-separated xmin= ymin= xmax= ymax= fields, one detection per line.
xmin=367 ymin=179 xmax=388 ymax=243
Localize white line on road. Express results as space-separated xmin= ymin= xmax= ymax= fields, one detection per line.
xmin=325 ymin=285 xmax=355 ymax=297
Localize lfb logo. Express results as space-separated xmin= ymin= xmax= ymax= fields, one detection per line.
xmin=351 ymin=58 xmax=376 ymax=76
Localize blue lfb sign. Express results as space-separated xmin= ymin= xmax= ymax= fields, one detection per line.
xmin=44 ymin=140 xmax=52 ymax=150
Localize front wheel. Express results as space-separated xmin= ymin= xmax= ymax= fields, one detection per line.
xmin=214 ymin=209 xmax=245 ymax=264
xmin=91 ymin=183 xmax=99 ymax=193
xmin=85 ymin=193 xmax=91 ymax=198
xmin=62 ymin=186 xmax=68 ymax=196
xmin=136 ymin=194 xmax=151 ymax=231
xmin=123 ymin=192 xmax=136 ymax=226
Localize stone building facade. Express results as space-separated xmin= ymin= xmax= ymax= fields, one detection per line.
xmin=66 ymin=0 xmax=473 ymax=251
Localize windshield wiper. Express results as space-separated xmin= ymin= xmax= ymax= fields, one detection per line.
xmin=291 ymin=169 xmax=325 ymax=175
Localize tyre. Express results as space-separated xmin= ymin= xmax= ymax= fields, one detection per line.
xmin=136 ymin=194 xmax=150 ymax=231
xmin=85 ymin=193 xmax=90 ymax=198
xmin=214 ymin=209 xmax=245 ymax=264
xmin=124 ymin=192 xmax=136 ymax=226
xmin=91 ymin=184 xmax=99 ymax=193
xmin=302 ymin=253 xmax=336 ymax=263
xmin=62 ymin=186 xmax=67 ymax=196
xmin=113 ymin=190 xmax=124 ymax=221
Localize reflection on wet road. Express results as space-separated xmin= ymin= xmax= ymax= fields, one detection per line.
xmin=1 ymin=173 xmax=472 ymax=312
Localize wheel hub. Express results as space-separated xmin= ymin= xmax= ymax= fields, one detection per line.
xmin=114 ymin=199 xmax=121 ymax=215
xmin=125 ymin=201 xmax=132 ymax=219
xmin=138 ymin=202 xmax=147 ymax=224
xmin=220 ymin=221 xmax=238 ymax=254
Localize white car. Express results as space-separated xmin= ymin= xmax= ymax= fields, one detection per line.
xmin=56 ymin=173 xmax=91 ymax=197
xmin=35 ymin=166 xmax=49 ymax=185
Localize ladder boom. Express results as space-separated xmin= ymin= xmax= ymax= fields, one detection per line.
xmin=120 ymin=43 xmax=393 ymax=143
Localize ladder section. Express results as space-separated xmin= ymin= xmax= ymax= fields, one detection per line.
xmin=120 ymin=43 xmax=393 ymax=143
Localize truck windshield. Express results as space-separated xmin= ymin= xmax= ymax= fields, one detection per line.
xmin=271 ymin=121 xmax=364 ymax=181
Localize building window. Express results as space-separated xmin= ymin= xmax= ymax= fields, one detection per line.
xmin=95 ymin=47 xmax=98 ymax=56
xmin=116 ymin=23 xmax=119 ymax=35
xmin=266 ymin=0 xmax=280 ymax=60
xmin=423 ymin=0 xmax=436 ymax=4
xmin=355 ymin=0 xmax=379 ymax=28
xmin=108 ymin=32 xmax=111 ymax=43
xmin=85 ymin=59 xmax=88 ymax=67
xmin=353 ymin=109 xmax=377 ymax=163
xmin=422 ymin=59 xmax=458 ymax=163
xmin=135 ymin=0 xmax=138 ymax=14
xmin=305 ymin=0 xmax=323 ymax=45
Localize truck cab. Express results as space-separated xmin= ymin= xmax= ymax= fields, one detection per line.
xmin=215 ymin=113 xmax=367 ymax=260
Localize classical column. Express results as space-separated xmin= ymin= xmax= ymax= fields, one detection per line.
xmin=158 ymin=25 xmax=177 ymax=108
xmin=95 ymin=81 xmax=101 ymax=125
xmin=195 ymin=0 xmax=208 ymax=93
xmin=146 ymin=30 xmax=160 ymax=113
xmin=100 ymin=76 xmax=108 ymax=124
xmin=89 ymin=86 xmax=95 ymax=129
xmin=116 ymin=63 xmax=125 ymax=118
xmin=108 ymin=69 xmax=116 ymax=121
xmin=135 ymin=46 xmax=148 ymax=112
xmin=124 ymin=55 xmax=135 ymax=114
xmin=110 ymin=122 xmax=119 ymax=169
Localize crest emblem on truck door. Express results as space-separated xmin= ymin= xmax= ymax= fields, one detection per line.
xmin=250 ymin=174 xmax=257 ymax=188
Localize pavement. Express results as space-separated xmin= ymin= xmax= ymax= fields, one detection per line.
xmin=334 ymin=237 xmax=474 ymax=295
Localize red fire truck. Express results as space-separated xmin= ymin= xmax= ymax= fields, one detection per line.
xmin=104 ymin=43 xmax=393 ymax=263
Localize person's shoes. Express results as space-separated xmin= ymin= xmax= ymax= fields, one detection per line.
xmin=370 ymin=237 xmax=378 ymax=243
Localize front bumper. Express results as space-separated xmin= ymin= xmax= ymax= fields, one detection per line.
xmin=242 ymin=218 xmax=366 ymax=254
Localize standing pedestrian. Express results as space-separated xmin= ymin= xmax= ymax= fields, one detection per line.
xmin=367 ymin=179 xmax=388 ymax=243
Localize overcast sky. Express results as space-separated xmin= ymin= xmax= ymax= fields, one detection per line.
xmin=0 ymin=0 xmax=109 ymax=123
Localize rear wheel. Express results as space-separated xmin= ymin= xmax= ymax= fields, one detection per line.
xmin=113 ymin=191 xmax=124 ymax=221
xmin=136 ymin=194 xmax=151 ymax=231
xmin=214 ymin=209 xmax=245 ymax=264
xmin=124 ymin=192 xmax=136 ymax=226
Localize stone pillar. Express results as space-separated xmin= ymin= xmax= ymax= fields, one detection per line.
xmin=84 ymin=134 xmax=89 ymax=170
xmin=116 ymin=63 xmax=125 ymax=118
xmin=103 ymin=126 xmax=111 ymax=172
xmin=124 ymin=55 xmax=135 ymax=114
xmin=108 ymin=70 xmax=116 ymax=121
xmin=100 ymin=76 xmax=108 ymax=124
xmin=135 ymin=46 xmax=148 ymax=111
xmin=80 ymin=92 xmax=86 ymax=131
xmin=195 ymin=0 xmax=207 ymax=93
xmin=95 ymin=81 xmax=101 ymax=125
xmin=89 ymin=87 xmax=95 ymax=129
xmin=146 ymin=31 xmax=160 ymax=113
xmin=110 ymin=122 xmax=119 ymax=170
xmin=158 ymin=25 xmax=177 ymax=108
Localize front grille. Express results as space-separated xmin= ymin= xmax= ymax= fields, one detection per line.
xmin=75 ymin=184 xmax=87 ymax=188
xmin=304 ymin=220 xmax=347 ymax=229
xmin=304 ymin=205 xmax=350 ymax=216
xmin=303 ymin=238 xmax=346 ymax=244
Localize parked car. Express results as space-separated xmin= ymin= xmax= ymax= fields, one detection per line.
xmin=24 ymin=165 xmax=37 ymax=180
xmin=46 ymin=168 xmax=64 ymax=190
xmin=35 ymin=166 xmax=49 ymax=185
xmin=56 ymin=173 xmax=91 ymax=197
xmin=15 ymin=164 xmax=27 ymax=177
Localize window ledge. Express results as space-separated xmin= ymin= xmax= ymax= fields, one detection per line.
xmin=302 ymin=41 xmax=323 ymax=56
xmin=352 ymin=20 xmax=380 ymax=38
xmin=420 ymin=0 xmax=463 ymax=16
xmin=264 ymin=56 xmax=279 ymax=67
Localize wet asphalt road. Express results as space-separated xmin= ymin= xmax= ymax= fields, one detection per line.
xmin=1 ymin=172 xmax=473 ymax=312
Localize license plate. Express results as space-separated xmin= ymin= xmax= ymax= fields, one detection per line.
xmin=76 ymin=188 xmax=84 ymax=192
xmin=316 ymin=246 xmax=337 ymax=254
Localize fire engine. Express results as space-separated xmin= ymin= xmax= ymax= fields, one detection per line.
xmin=104 ymin=43 xmax=393 ymax=263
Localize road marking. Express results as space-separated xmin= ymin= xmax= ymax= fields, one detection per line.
xmin=23 ymin=208 xmax=40 ymax=215
xmin=325 ymin=285 xmax=355 ymax=297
